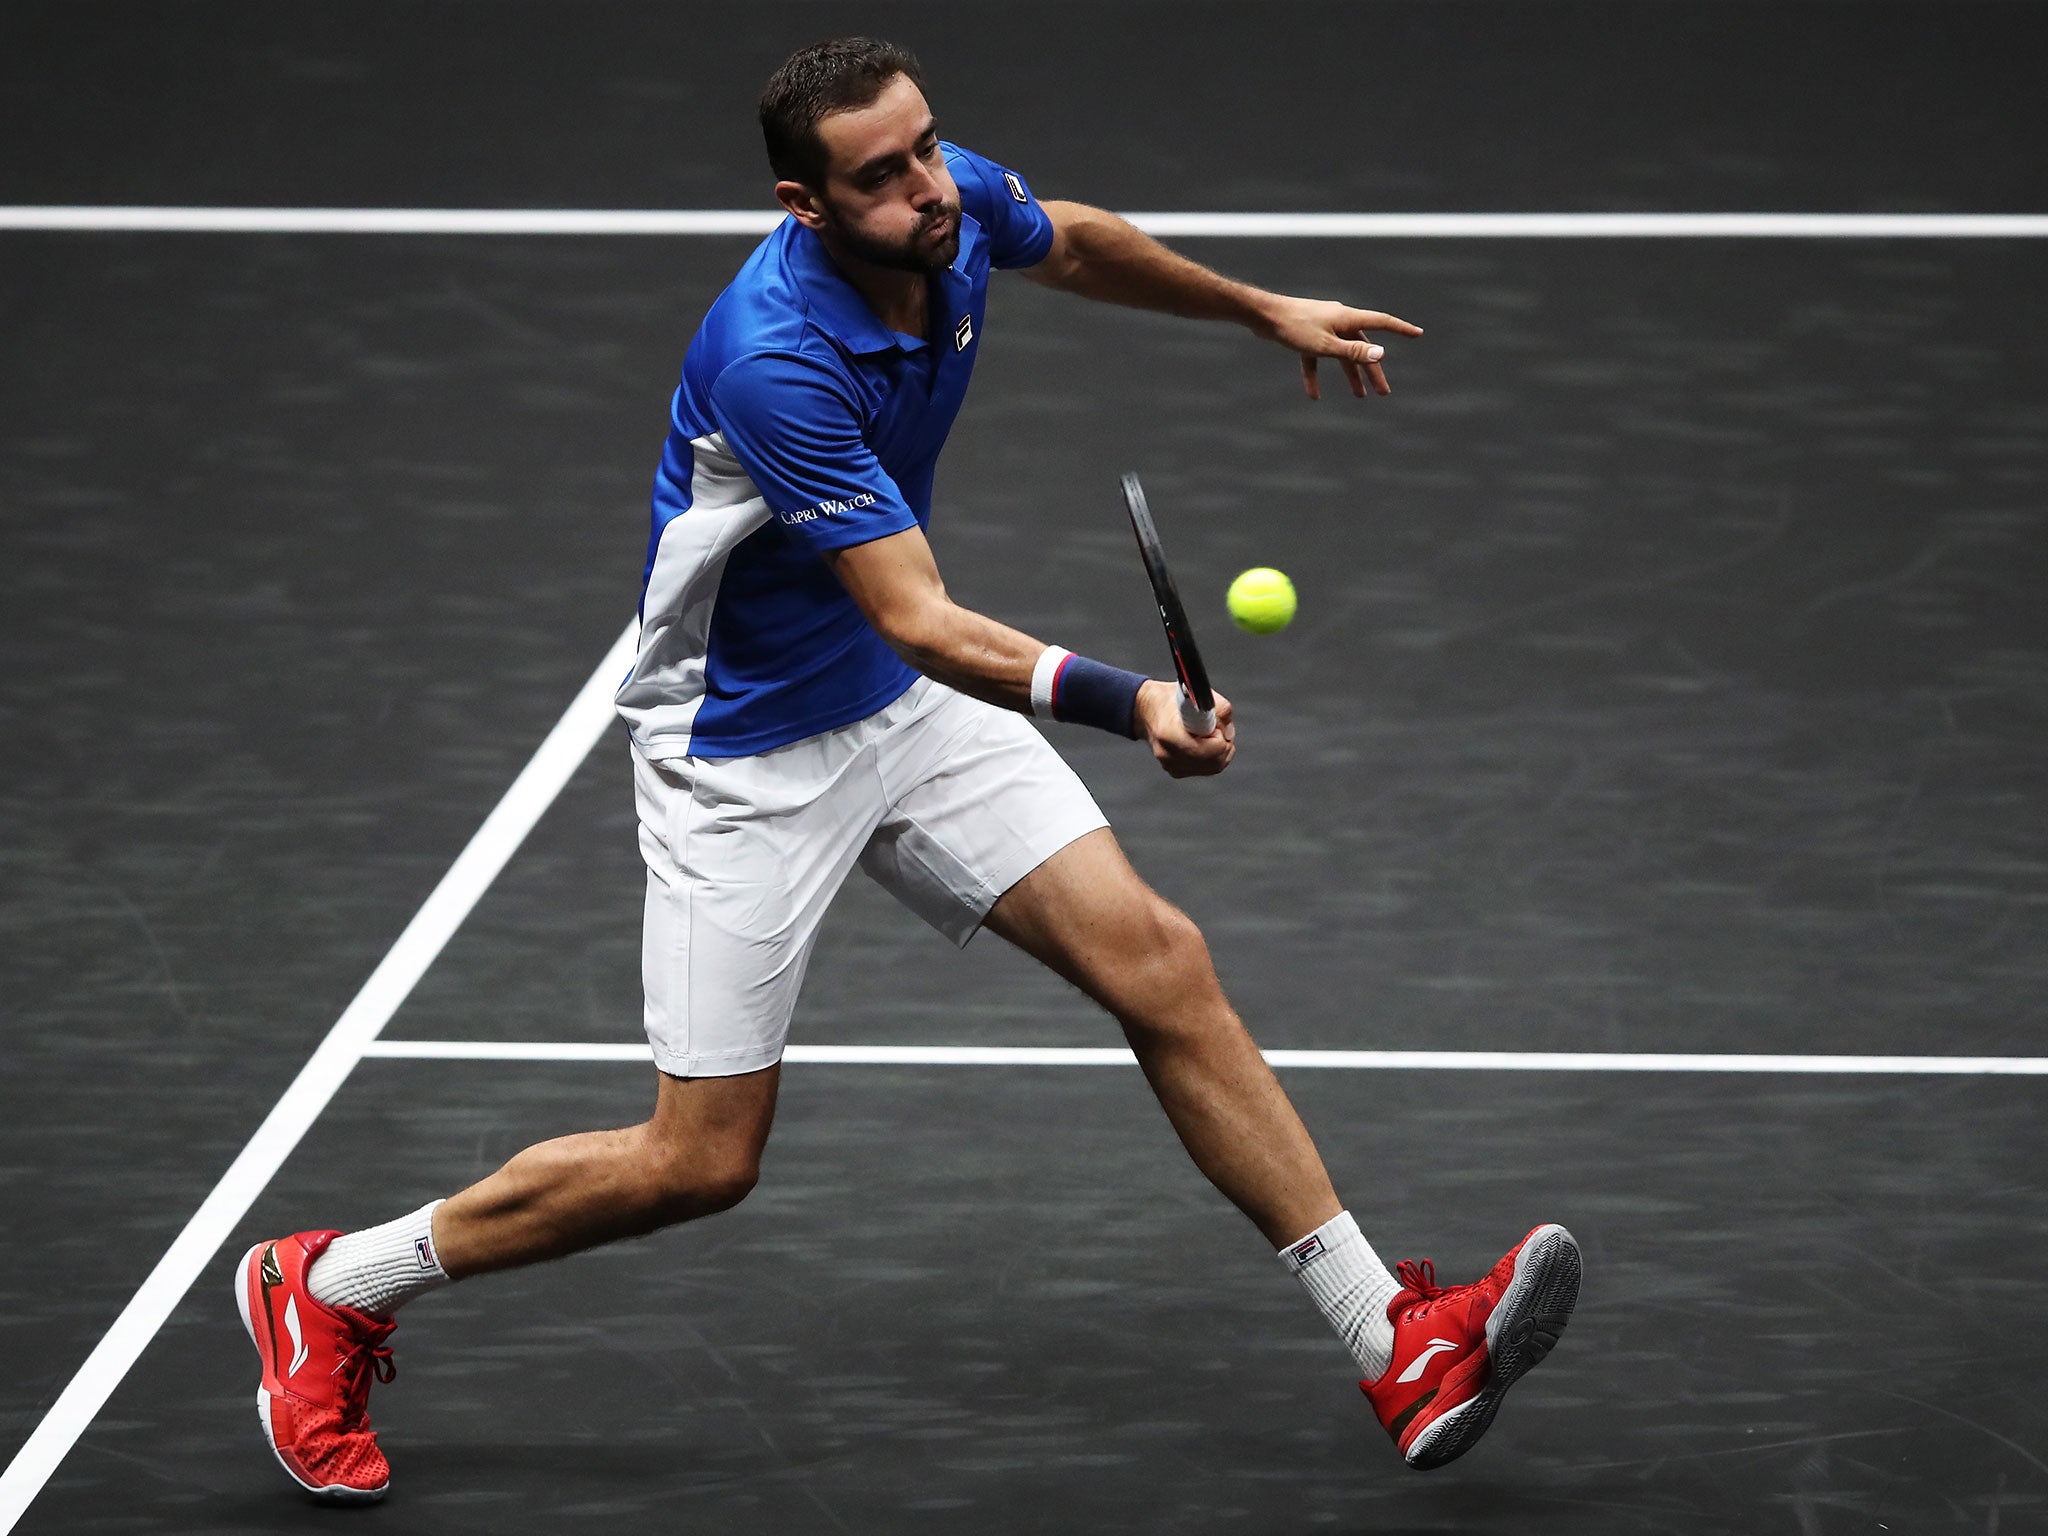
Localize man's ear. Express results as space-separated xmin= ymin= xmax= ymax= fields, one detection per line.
xmin=775 ymin=180 xmax=827 ymax=231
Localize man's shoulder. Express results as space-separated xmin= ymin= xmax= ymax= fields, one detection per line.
xmin=941 ymin=142 xmax=1007 ymax=206
xmin=690 ymin=232 xmax=856 ymax=397
xmin=941 ymin=142 xmax=1053 ymax=272
xmin=940 ymin=140 xmax=1000 ymax=178
xmin=702 ymin=229 xmax=830 ymax=347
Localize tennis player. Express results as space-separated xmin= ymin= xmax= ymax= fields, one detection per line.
xmin=238 ymin=37 xmax=1579 ymax=1501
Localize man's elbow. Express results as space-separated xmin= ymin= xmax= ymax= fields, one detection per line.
xmin=869 ymin=595 xmax=957 ymax=669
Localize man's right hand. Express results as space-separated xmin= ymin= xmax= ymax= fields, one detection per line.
xmin=1139 ymin=680 xmax=1236 ymax=778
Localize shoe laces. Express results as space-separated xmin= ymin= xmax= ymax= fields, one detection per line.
xmin=333 ymin=1320 xmax=397 ymax=1432
xmin=1396 ymin=1258 xmax=1443 ymax=1299
xmin=1395 ymin=1258 xmax=1451 ymax=1319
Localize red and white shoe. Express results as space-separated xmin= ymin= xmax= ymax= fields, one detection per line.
xmin=1361 ymin=1223 xmax=1580 ymax=1470
xmin=235 ymin=1231 xmax=398 ymax=1502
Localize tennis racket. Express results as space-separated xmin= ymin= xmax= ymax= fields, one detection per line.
xmin=1120 ymin=471 xmax=1218 ymax=736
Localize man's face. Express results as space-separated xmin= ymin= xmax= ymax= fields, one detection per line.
xmin=808 ymin=74 xmax=961 ymax=274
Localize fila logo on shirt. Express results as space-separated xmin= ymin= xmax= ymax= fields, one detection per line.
xmin=954 ymin=315 xmax=974 ymax=352
xmin=1002 ymin=170 xmax=1029 ymax=203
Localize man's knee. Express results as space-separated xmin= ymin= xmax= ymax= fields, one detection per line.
xmin=641 ymin=1140 xmax=760 ymax=1227
xmin=631 ymin=1064 xmax=778 ymax=1230
xmin=1126 ymin=897 xmax=1222 ymax=1005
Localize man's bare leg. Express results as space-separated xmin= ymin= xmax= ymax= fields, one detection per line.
xmin=296 ymin=1064 xmax=782 ymax=1321
xmin=983 ymin=827 xmax=1338 ymax=1248
xmin=432 ymin=1064 xmax=782 ymax=1277
xmin=984 ymin=826 xmax=1407 ymax=1399
xmin=983 ymin=825 xmax=1581 ymax=1470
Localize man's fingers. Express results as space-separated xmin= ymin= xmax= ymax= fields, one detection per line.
xmin=1343 ymin=336 xmax=1391 ymax=397
xmin=1356 ymin=310 xmax=1425 ymax=337
xmin=1302 ymin=333 xmax=1398 ymax=401
xmin=1159 ymin=718 xmax=1236 ymax=776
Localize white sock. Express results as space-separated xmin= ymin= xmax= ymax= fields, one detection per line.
xmin=306 ymin=1200 xmax=450 ymax=1317
xmin=1279 ymin=1210 xmax=1400 ymax=1380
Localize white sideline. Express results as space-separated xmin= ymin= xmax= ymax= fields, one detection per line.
xmin=3 ymin=207 xmax=2047 ymax=238
xmin=0 ymin=620 xmax=640 ymax=1535
xmin=362 ymin=1040 xmax=2048 ymax=1074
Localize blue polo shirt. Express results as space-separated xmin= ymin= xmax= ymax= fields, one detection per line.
xmin=615 ymin=143 xmax=1056 ymax=759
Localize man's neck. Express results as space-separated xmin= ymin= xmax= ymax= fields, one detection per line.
xmin=817 ymin=232 xmax=929 ymax=340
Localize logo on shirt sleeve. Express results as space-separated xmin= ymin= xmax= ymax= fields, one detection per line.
xmin=779 ymin=491 xmax=878 ymax=526
xmin=1002 ymin=170 xmax=1029 ymax=204
xmin=954 ymin=315 xmax=974 ymax=352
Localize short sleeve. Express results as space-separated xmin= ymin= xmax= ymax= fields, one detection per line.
xmin=709 ymin=352 xmax=921 ymax=553
xmin=944 ymin=143 xmax=1056 ymax=270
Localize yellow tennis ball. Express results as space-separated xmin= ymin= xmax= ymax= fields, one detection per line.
xmin=1227 ymin=567 xmax=1297 ymax=634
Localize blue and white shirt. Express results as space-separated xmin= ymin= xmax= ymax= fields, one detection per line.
xmin=616 ymin=143 xmax=1056 ymax=759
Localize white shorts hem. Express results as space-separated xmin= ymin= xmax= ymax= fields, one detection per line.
xmin=649 ymin=1042 xmax=785 ymax=1080
xmin=945 ymin=814 xmax=1109 ymax=949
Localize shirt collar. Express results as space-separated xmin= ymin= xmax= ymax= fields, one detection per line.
xmin=785 ymin=214 xmax=980 ymax=357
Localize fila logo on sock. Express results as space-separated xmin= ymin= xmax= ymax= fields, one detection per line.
xmin=1395 ymin=1338 xmax=1461 ymax=1384
xmin=954 ymin=315 xmax=974 ymax=352
xmin=414 ymin=1234 xmax=438 ymax=1271
xmin=1288 ymin=1234 xmax=1326 ymax=1268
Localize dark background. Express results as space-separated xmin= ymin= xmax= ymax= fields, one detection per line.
xmin=4 ymin=3 xmax=2045 ymax=1532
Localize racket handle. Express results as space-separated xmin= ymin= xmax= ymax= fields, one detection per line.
xmin=1179 ymin=686 xmax=1219 ymax=737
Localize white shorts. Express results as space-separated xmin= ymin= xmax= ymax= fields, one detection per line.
xmin=632 ymin=678 xmax=1109 ymax=1078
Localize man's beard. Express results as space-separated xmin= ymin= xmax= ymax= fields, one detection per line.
xmin=825 ymin=199 xmax=962 ymax=274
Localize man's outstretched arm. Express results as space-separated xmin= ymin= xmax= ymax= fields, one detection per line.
xmin=1023 ymin=199 xmax=1423 ymax=400
xmin=826 ymin=524 xmax=1235 ymax=780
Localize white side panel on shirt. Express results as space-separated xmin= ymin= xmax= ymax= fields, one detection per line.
xmin=616 ymin=431 xmax=774 ymax=750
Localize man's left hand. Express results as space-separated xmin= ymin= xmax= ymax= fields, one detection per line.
xmin=1259 ymin=298 xmax=1424 ymax=400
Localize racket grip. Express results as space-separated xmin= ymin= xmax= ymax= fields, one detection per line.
xmin=1179 ymin=686 xmax=1219 ymax=737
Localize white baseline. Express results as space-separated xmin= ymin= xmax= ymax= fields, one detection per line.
xmin=363 ymin=1040 xmax=2048 ymax=1074
xmin=2 ymin=207 xmax=2046 ymax=238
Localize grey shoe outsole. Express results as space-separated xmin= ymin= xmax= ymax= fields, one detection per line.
xmin=1403 ymin=1223 xmax=1581 ymax=1471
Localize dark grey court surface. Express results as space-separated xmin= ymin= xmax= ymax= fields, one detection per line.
xmin=5 ymin=4 xmax=2047 ymax=1533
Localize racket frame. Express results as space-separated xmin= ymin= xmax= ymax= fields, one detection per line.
xmin=1120 ymin=472 xmax=1219 ymax=736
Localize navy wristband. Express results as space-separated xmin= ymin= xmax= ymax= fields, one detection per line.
xmin=1033 ymin=648 xmax=1145 ymax=739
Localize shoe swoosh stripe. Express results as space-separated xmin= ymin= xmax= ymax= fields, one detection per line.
xmin=1394 ymin=1338 xmax=1461 ymax=1385
xmin=284 ymin=1295 xmax=309 ymax=1378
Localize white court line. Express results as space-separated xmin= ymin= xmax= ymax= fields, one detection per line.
xmin=363 ymin=1040 xmax=2048 ymax=1074
xmin=0 ymin=620 xmax=640 ymax=1535
xmin=3 ymin=207 xmax=2047 ymax=238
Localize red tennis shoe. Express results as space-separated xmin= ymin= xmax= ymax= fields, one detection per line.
xmin=235 ymin=1231 xmax=398 ymax=1502
xmin=1361 ymin=1222 xmax=1580 ymax=1470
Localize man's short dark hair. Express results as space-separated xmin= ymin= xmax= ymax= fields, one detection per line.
xmin=760 ymin=37 xmax=926 ymax=190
